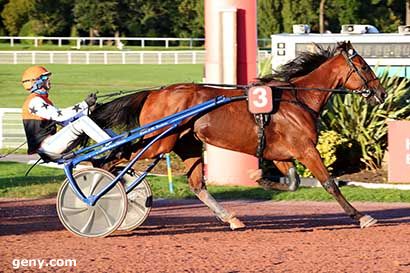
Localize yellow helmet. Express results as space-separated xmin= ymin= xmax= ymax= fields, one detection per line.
xmin=21 ymin=66 xmax=52 ymax=91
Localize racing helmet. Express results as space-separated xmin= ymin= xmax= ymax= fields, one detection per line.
xmin=21 ymin=66 xmax=52 ymax=91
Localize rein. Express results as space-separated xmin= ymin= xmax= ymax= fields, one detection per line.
xmin=200 ymin=82 xmax=371 ymax=96
xmin=96 ymin=86 xmax=166 ymax=99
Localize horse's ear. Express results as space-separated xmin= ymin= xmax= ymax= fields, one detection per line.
xmin=336 ymin=41 xmax=347 ymax=53
xmin=345 ymin=41 xmax=358 ymax=57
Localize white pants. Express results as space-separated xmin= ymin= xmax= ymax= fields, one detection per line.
xmin=39 ymin=116 xmax=110 ymax=155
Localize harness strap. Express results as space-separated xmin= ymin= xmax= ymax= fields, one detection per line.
xmin=254 ymin=113 xmax=270 ymax=166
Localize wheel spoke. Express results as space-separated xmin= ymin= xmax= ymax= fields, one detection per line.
xmin=88 ymin=172 xmax=104 ymax=195
xmin=131 ymin=188 xmax=146 ymax=198
xmin=80 ymin=209 xmax=95 ymax=234
xmin=101 ymin=192 xmax=122 ymax=200
xmin=129 ymin=200 xmax=146 ymax=214
xmin=62 ymin=206 xmax=88 ymax=216
xmin=96 ymin=203 xmax=115 ymax=227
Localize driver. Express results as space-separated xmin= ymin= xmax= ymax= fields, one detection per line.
xmin=21 ymin=65 xmax=110 ymax=159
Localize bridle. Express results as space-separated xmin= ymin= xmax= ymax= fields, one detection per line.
xmin=340 ymin=48 xmax=379 ymax=98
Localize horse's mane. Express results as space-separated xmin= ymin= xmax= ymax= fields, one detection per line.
xmin=260 ymin=42 xmax=340 ymax=83
xmin=90 ymin=91 xmax=151 ymax=130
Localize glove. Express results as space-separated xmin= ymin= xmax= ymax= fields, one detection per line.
xmin=85 ymin=93 xmax=97 ymax=107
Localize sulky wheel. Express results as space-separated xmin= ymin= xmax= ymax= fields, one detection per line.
xmin=56 ymin=168 xmax=128 ymax=238
xmin=116 ymin=169 xmax=153 ymax=231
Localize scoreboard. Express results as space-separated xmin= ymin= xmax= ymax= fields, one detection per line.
xmin=271 ymin=33 xmax=410 ymax=78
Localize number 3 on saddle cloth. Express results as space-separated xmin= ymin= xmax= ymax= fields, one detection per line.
xmin=248 ymin=86 xmax=273 ymax=114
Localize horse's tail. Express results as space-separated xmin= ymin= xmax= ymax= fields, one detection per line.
xmin=91 ymin=91 xmax=151 ymax=130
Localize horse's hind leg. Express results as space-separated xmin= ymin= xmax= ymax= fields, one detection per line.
xmin=296 ymin=145 xmax=377 ymax=228
xmin=173 ymin=136 xmax=245 ymax=230
xmin=273 ymin=160 xmax=301 ymax=191
xmin=255 ymin=160 xmax=300 ymax=191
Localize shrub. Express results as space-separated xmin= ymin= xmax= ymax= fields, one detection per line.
xmin=321 ymin=71 xmax=410 ymax=169
xmin=295 ymin=130 xmax=358 ymax=177
xmin=18 ymin=20 xmax=40 ymax=44
xmin=258 ymin=55 xmax=273 ymax=78
xmin=69 ymin=26 xmax=79 ymax=46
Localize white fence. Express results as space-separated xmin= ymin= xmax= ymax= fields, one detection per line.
xmin=0 ymin=51 xmax=205 ymax=65
xmin=0 ymin=36 xmax=205 ymax=48
xmin=0 ymin=50 xmax=270 ymax=65
xmin=0 ymin=108 xmax=26 ymax=150
xmin=0 ymin=36 xmax=271 ymax=48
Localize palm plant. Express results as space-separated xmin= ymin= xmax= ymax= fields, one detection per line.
xmin=321 ymin=70 xmax=410 ymax=169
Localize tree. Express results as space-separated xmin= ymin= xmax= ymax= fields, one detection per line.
xmin=139 ymin=0 xmax=179 ymax=37
xmin=258 ymin=0 xmax=283 ymax=37
xmin=1 ymin=0 xmax=34 ymax=35
xmin=319 ymin=0 xmax=326 ymax=33
xmin=74 ymin=0 xmax=120 ymax=37
xmin=281 ymin=0 xmax=319 ymax=32
xmin=407 ymin=0 xmax=410 ymax=25
xmin=0 ymin=0 xmax=7 ymax=35
xmin=174 ymin=0 xmax=204 ymax=38
xmin=117 ymin=0 xmax=144 ymax=37
xmin=30 ymin=0 xmax=74 ymax=36
xmin=326 ymin=0 xmax=404 ymax=33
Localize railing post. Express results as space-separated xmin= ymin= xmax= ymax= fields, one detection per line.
xmin=58 ymin=39 xmax=62 ymax=47
xmin=174 ymin=52 xmax=178 ymax=64
xmin=99 ymin=39 xmax=103 ymax=48
xmin=140 ymin=52 xmax=143 ymax=64
xmin=49 ymin=52 xmax=54 ymax=64
xmin=122 ymin=52 xmax=126 ymax=64
xmin=76 ymin=39 xmax=81 ymax=49
xmin=34 ymin=38 xmax=38 ymax=47
xmin=192 ymin=52 xmax=197 ymax=64
xmin=31 ymin=52 xmax=35 ymax=64
xmin=189 ymin=39 xmax=193 ymax=48
xmin=13 ymin=52 xmax=17 ymax=64
xmin=68 ymin=52 xmax=72 ymax=64
xmin=86 ymin=52 xmax=90 ymax=64
xmin=10 ymin=37 xmax=14 ymax=47
xmin=104 ymin=52 xmax=108 ymax=64
xmin=165 ymin=39 xmax=169 ymax=48
xmin=141 ymin=39 xmax=145 ymax=48
xmin=158 ymin=52 xmax=162 ymax=64
xmin=0 ymin=109 xmax=4 ymax=149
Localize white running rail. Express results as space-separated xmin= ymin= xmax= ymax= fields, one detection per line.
xmin=0 ymin=50 xmax=270 ymax=65
xmin=0 ymin=108 xmax=26 ymax=149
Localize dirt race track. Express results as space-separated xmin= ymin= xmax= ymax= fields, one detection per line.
xmin=0 ymin=198 xmax=409 ymax=273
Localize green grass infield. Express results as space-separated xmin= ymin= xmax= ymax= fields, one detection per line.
xmin=0 ymin=64 xmax=203 ymax=108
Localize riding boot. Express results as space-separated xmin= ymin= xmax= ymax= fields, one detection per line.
xmin=91 ymin=142 xmax=132 ymax=168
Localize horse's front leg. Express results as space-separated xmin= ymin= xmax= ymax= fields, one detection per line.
xmin=296 ymin=144 xmax=377 ymax=228
xmin=173 ymin=137 xmax=245 ymax=230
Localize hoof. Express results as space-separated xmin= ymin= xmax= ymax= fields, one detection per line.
xmin=360 ymin=215 xmax=378 ymax=228
xmin=248 ymin=169 xmax=262 ymax=181
xmin=228 ymin=217 xmax=246 ymax=230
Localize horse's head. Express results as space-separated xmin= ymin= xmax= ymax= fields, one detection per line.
xmin=336 ymin=41 xmax=386 ymax=104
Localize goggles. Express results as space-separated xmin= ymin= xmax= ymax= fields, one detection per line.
xmin=39 ymin=74 xmax=50 ymax=81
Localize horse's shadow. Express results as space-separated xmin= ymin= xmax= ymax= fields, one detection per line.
xmin=121 ymin=206 xmax=410 ymax=237
xmin=0 ymin=199 xmax=408 ymax=237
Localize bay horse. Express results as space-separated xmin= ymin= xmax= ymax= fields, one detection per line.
xmin=91 ymin=41 xmax=386 ymax=230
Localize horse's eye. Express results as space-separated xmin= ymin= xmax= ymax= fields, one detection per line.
xmin=362 ymin=65 xmax=369 ymax=72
